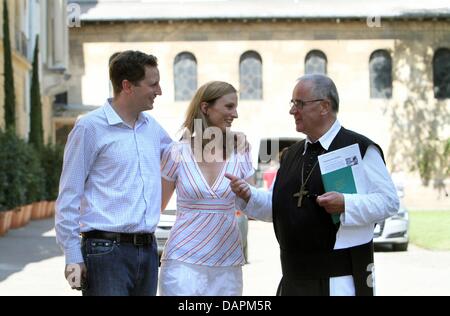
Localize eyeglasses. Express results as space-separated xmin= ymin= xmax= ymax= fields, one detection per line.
xmin=289 ymin=99 xmax=325 ymax=110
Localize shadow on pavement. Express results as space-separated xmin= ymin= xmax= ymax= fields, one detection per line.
xmin=374 ymin=244 xmax=402 ymax=252
xmin=0 ymin=218 xmax=62 ymax=282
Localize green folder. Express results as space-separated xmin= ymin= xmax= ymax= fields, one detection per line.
xmin=321 ymin=166 xmax=357 ymax=225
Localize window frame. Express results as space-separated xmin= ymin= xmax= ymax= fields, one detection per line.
xmin=173 ymin=51 xmax=198 ymax=101
xmin=369 ymin=49 xmax=393 ymax=99
xmin=239 ymin=50 xmax=263 ymax=100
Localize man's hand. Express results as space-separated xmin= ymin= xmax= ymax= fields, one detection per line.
xmin=65 ymin=263 xmax=87 ymax=291
xmin=225 ymin=173 xmax=251 ymax=203
xmin=316 ymin=192 xmax=345 ymax=214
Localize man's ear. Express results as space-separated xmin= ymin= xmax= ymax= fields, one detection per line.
xmin=320 ymin=100 xmax=331 ymax=115
xmin=122 ymin=80 xmax=133 ymax=95
xmin=200 ymin=102 xmax=209 ymax=116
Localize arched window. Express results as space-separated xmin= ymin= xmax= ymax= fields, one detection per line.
xmin=369 ymin=50 xmax=392 ymax=99
xmin=433 ymin=48 xmax=450 ymax=99
xmin=239 ymin=51 xmax=263 ymax=100
xmin=174 ymin=52 xmax=197 ymax=101
xmin=305 ymin=50 xmax=327 ymax=75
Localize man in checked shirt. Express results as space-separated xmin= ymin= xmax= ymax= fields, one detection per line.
xmin=56 ymin=51 xmax=173 ymax=296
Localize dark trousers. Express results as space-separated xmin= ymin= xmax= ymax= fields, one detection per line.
xmin=276 ymin=276 xmax=330 ymax=296
xmin=81 ymin=237 xmax=158 ymax=296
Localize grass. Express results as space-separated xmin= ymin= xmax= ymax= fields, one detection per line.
xmin=409 ymin=210 xmax=450 ymax=250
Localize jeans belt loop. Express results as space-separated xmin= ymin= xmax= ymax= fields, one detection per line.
xmin=133 ymin=234 xmax=143 ymax=246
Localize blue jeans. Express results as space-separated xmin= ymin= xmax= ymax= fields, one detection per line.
xmin=81 ymin=237 xmax=158 ymax=296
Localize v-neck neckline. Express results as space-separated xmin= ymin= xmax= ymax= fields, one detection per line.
xmin=188 ymin=145 xmax=232 ymax=193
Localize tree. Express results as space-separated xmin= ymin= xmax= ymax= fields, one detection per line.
xmin=2 ymin=0 xmax=16 ymax=130
xmin=40 ymin=142 xmax=64 ymax=201
xmin=386 ymin=40 xmax=450 ymax=190
xmin=0 ymin=129 xmax=27 ymax=209
xmin=29 ymin=36 xmax=44 ymax=151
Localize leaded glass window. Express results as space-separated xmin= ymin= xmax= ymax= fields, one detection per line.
xmin=305 ymin=50 xmax=327 ymax=75
xmin=239 ymin=51 xmax=263 ymax=100
xmin=369 ymin=50 xmax=392 ymax=99
xmin=433 ymin=48 xmax=450 ymax=99
xmin=174 ymin=52 xmax=197 ymax=101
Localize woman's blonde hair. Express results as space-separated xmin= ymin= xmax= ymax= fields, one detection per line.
xmin=182 ymin=81 xmax=237 ymax=136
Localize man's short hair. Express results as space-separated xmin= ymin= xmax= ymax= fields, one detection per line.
xmin=298 ymin=74 xmax=339 ymax=112
xmin=108 ymin=52 xmax=122 ymax=66
xmin=109 ymin=51 xmax=158 ymax=95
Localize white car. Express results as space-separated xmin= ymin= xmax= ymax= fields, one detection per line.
xmin=373 ymin=183 xmax=409 ymax=251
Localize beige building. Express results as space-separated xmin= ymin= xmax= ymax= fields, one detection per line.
xmin=0 ymin=0 xmax=69 ymax=142
xmin=66 ymin=0 xmax=450 ymax=210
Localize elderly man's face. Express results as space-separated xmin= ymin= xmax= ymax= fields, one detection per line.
xmin=289 ymin=81 xmax=324 ymax=136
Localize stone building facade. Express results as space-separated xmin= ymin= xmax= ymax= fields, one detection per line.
xmin=0 ymin=0 xmax=69 ymax=142
xmin=65 ymin=0 xmax=450 ymax=209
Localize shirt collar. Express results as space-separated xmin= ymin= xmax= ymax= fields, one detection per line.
xmin=104 ymin=99 xmax=123 ymax=126
xmin=303 ymin=119 xmax=341 ymax=154
xmin=137 ymin=111 xmax=150 ymax=125
xmin=103 ymin=98 xmax=150 ymax=127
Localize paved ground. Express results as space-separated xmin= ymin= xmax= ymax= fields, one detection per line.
xmin=375 ymin=244 xmax=450 ymax=296
xmin=0 ymin=219 xmax=75 ymax=296
xmin=0 ymin=218 xmax=449 ymax=296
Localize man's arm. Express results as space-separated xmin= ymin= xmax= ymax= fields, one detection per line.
xmin=55 ymin=123 xmax=97 ymax=264
xmin=158 ymin=121 xmax=174 ymax=159
xmin=226 ymin=173 xmax=273 ymax=222
xmin=340 ymin=145 xmax=400 ymax=226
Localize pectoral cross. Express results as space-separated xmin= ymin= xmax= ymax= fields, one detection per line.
xmin=293 ymin=185 xmax=308 ymax=207
xmin=294 ymin=149 xmax=323 ymax=208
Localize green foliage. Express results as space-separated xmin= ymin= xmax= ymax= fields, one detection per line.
xmin=0 ymin=130 xmax=46 ymax=211
xmin=40 ymin=142 xmax=64 ymax=201
xmin=29 ymin=36 xmax=44 ymax=151
xmin=0 ymin=132 xmax=8 ymax=211
xmin=442 ymin=138 xmax=450 ymax=180
xmin=3 ymin=0 xmax=16 ymax=130
xmin=0 ymin=130 xmax=27 ymax=210
xmin=23 ymin=144 xmax=46 ymax=204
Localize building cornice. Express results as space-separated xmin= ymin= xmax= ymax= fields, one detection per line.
xmin=77 ymin=16 xmax=450 ymax=26
xmin=12 ymin=51 xmax=32 ymax=71
xmin=71 ymin=0 xmax=450 ymax=23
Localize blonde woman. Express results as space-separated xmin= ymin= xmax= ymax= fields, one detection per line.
xmin=159 ymin=81 xmax=254 ymax=296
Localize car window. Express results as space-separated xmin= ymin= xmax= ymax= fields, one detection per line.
xmin=255 ymin=137 xmax=303 ymax=188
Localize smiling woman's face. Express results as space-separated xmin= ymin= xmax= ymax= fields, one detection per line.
xmin=204 ymin=92 xmax=238 ymax=132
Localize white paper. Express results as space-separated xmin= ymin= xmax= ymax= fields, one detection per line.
xmin=318 ymin=143 xmax=366 ymax=193
xmin=318 ymin=143 xmax=362 ymax=174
